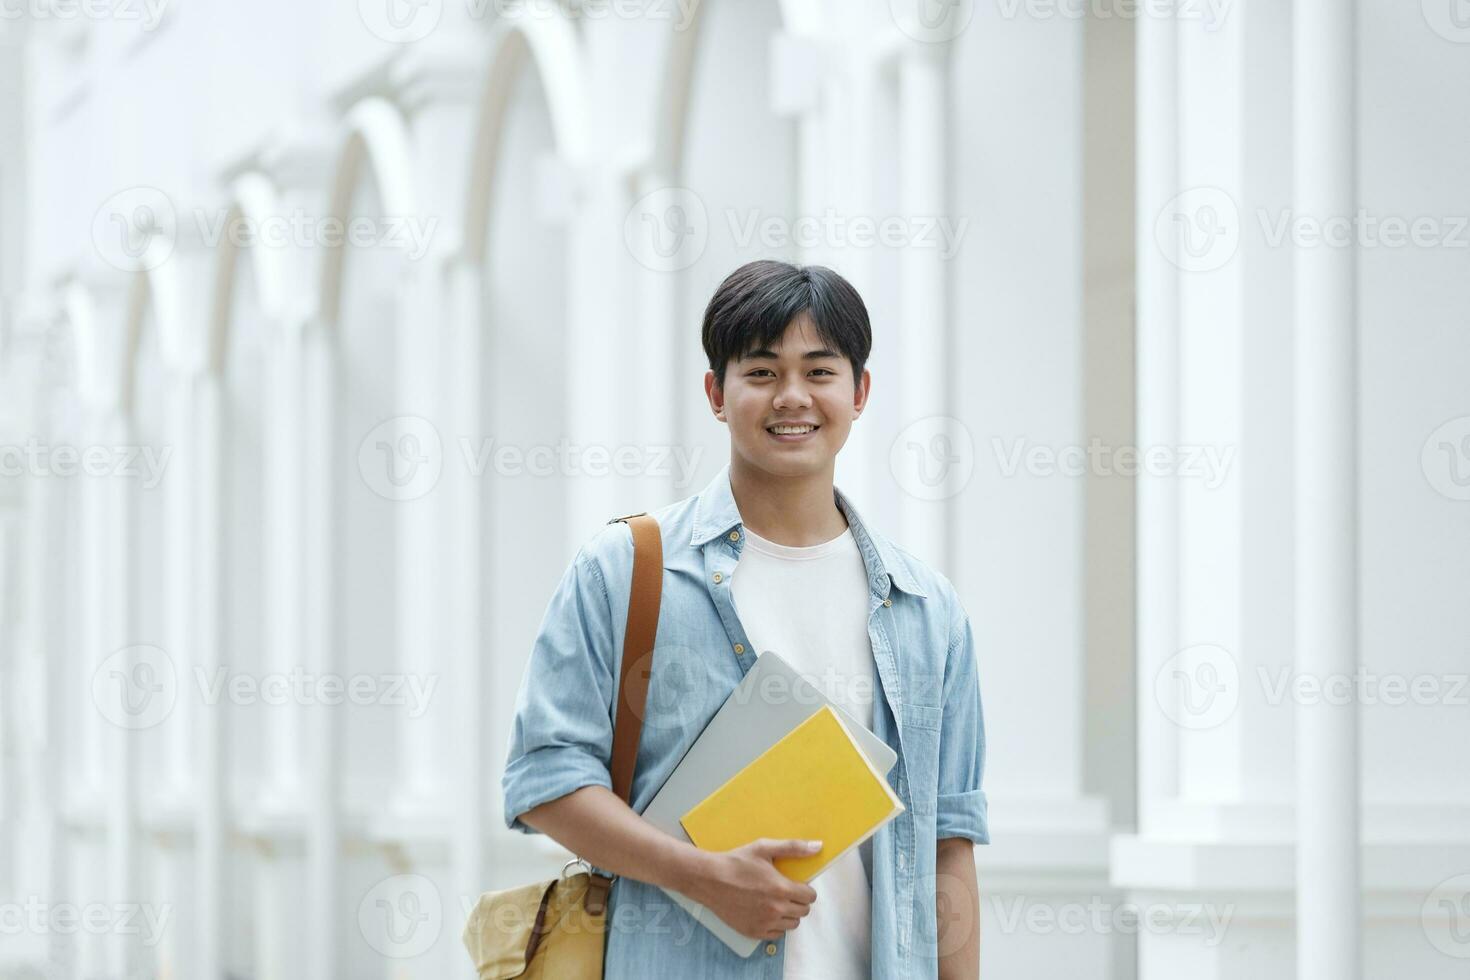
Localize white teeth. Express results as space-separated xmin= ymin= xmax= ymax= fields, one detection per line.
xmin=768 ymin=424 xmax=816 ymax=435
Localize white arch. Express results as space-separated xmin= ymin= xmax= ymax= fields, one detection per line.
xmin=206 ymin=172 xmax=290 ymax=375
xmin=647 ymin=0 xmax=821 ymax=178
xmin=121 ymin=261 xmax=184 ymax=419
xmin=318 ymin=97 xmax=419 ymax=328
xmin=461 ymin=13 xmax=589 ymax=266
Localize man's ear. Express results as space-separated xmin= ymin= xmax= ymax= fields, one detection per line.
xmin=704 ymin=370 xmax=726 ymax=422
xmin=851 ymin=368 xmax=872 ymax=419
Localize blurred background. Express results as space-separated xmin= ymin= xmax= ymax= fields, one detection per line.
xmin=0 ymin=0 xmax=1467 ymax=977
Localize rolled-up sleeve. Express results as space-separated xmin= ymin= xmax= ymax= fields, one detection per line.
xmin=936 ymin=608 xmax=990 ymax=844
xmin=501 ymin=545 xmax=618 ymax=835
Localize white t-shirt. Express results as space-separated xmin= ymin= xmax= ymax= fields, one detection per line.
xmin=729 ymin=523 xmax=875 ymax=980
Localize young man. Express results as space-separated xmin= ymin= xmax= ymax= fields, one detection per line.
xmin=502 ymin=260 xmax=989 ymax=979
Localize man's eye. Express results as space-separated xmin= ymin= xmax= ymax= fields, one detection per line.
xmin=746 ymin=367 xmax=835 ymax=378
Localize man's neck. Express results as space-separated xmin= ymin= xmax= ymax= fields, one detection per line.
xmin=727 ymin=456 xmax=849 ymax=547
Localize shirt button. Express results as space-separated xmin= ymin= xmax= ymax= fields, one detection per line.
xmin=712 ymin=572 xmax=723 ymax=584
xmin=883 ymin=598 xmax=892 ymax=607
xmin=734 ymin=643 xmax=745 ymax=655
xmin=728 ymin=530 xmax=740 ymax=541
xmin=898 ymin=852 xmax=907 ymax=868
xmin=765 ymin=943 xmax=777 ymax=955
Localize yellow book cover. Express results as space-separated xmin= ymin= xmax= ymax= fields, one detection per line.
xmin=678 ymin=704 xmax=905 ymax=882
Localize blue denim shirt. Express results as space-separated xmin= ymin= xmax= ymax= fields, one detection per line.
xmin=502 ymin=463 xmax=990 ymax=979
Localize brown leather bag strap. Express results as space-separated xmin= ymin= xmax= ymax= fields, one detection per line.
xmin=607 ymin=512 xmax=662 ymax=803
xmin=584 ymin=511 xmax=662 ymax=917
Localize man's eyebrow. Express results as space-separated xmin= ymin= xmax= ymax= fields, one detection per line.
xmin=738 ymin=348 xmax=843 ymax=361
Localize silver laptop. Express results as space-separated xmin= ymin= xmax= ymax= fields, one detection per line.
xmin=637 ymin=650 xmax=897 ymax=957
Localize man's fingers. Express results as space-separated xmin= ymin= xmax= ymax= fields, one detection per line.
xmin=783 ymin=883 xmax=817 ymax=905
xmin=762 ymin=838 xmax=823 ymax=859
xmin=781 ymin=899 xmax=814 ymax=919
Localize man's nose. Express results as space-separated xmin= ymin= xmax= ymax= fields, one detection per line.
xmin=773 ymin=379 xmax=812 ymax=408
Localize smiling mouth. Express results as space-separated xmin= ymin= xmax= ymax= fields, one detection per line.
xmin=766 ymin=424 xmax=821 ymax=439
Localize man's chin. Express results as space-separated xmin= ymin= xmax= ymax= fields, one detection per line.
xmin=734 ymin=444 xmax=834 ymax=479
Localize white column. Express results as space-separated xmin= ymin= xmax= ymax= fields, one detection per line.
xmin=390 ymin=247 xmax=450 ymax=814
xmin=1292 ymin=0 xmax=1360 ymax=976
xmin=1134 ymin=0 xmax=1181 ymax=826
xmin=949 ymin=8 xmax=1113 ymax=972
xmin=193 ymin=373 xmax=225 ymax=980
xmin=259 ymin=146 xmax=335 ymax=822
xmin=394 ymin=63 xmax=478 ymax=821
xmin=68 ymin=276 xmax=129 ymax=979
xmin=4 ymin=318 xmax=62 ymax=971
xmin=445 ymin=255 xmax=487 ymax=904
xmin=255 ymin=155 xmax=329 ymax=980
xmin=301 ymin=322 xmax=340 ymax=980
xmin=952 ymin=0 xmax=1100 ymax=831
xmin=829 ymin=49 xmax=878 ymax=511
xmin=897 ymin=44 xmax=951 ymax=570
xmin=263 ymin=324 xmax=307 ymax=805
xmin=142 ymin=228 xmax=214 ymax=980
xmin=632 ymin=167 xmax=683 ymax=505
xmin=99 ymin=408 xmax=139 ymax=979
xmin=162 ymin=361 xmax=196 ymax=799
xmin=565 ymin=177 xmax=626 ymax=547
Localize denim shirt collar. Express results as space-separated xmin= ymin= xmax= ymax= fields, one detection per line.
xmin=690 ymin=462 xmax=928 ymax=600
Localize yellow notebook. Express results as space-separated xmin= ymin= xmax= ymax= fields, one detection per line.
xmin=678 ymin=704 xmax=905 ymax=882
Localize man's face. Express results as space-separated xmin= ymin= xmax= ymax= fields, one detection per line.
xmin=705 ymin=314 xmax=871 ymax=478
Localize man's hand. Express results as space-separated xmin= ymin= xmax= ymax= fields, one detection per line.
xmin=685 ymin=838 xmax=821 ymax=940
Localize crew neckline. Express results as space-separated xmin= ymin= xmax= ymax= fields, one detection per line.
xmin=741 ymin=524 xmax=854 ymax=560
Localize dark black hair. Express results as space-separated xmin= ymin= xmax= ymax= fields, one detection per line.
xmin=701 ymin=260 xmax=872 ymax=390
